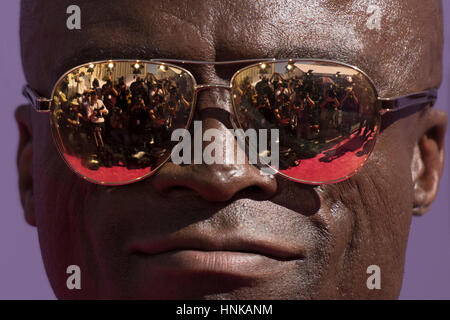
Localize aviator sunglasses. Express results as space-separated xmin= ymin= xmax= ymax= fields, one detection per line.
xmin=23 ymin=58 xmax=437 ymax=185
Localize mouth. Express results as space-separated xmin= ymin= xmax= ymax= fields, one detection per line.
xmin=129 ymin=235 xmax=305 ymax=279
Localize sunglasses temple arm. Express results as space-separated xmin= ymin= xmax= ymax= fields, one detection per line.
xmin=378 ymin=88 xmax=438 ymax=115
xmin=22 ymin=85 xmax=52 ymax=113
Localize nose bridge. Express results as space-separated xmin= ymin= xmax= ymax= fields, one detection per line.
xmin=148 ymin=65 xmax=278 ymax=202
xmin=193 ymin=81 xmax=235 ymax=115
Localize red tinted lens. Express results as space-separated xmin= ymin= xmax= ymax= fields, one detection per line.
xmin=231 ymin=60 xmax=380 ymax=184
xmin=50 ymin=61 xmax=195 ymax=185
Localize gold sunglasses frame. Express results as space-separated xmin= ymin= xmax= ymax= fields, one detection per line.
xmin=22 ymin=58 xmax=438 ymax=185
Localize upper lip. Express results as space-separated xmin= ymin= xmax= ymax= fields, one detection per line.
xmin=129 ymin=233 xmax=305 ymax=261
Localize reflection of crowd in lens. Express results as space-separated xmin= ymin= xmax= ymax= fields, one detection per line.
xmin=54 ymin=69 xmax=192 ymax=170
xmin=235 ymin=68 xmax=377 ymax=169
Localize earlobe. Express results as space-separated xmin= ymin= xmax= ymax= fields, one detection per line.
xmin=15 ymin=104 xmax=36 ymax=226
xmin=412 ymin=108 xmax=447 ymax=216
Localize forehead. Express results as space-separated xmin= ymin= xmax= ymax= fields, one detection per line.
xmin=21 ymin=0 xmax=442 ymax=97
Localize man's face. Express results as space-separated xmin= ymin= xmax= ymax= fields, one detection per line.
xmin=19 ymin=0 xmax=445 ymax=299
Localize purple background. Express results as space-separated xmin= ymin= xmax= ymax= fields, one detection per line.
xmin=0 ymin=1 xmax=449 ymax=300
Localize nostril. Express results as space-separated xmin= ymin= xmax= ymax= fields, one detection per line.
xmin=232 ymin=184 xmax=275 ymax=202
xmin=159 ymin=184 xmax=192 ymax=196
xmin=151 ymin=161 xmax=278 ymax=203
xmin=246 ymin=185 xmax=263 ymax=193
xmin=167 ymin=185 xmax=189 ymax=192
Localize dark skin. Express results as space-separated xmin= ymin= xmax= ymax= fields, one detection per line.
xmin=16 ymin=0 xmax=446 ymax=299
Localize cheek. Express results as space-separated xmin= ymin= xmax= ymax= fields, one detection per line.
xmin=317 ymin=129 xmax=414 ymax=298
xmin=32 ymin=113 xmax=98 ymax=297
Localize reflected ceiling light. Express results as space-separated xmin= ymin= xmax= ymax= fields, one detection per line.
xmin=107 ymin=62 xmax=114 ymax=69
xmin=134 ymin=63 xmax=140 ymax=69
xmin=159 ymin=65 xmax=167 ymax=71
xmin=260 ymin=63 xmax=267 ymax=70
xmin=286 ymin=64 xmax=293 ymax=71
xmin=89 ymin=63 xmax=95 ymax=69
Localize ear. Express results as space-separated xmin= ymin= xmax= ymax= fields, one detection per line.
xmin=15 ymin=104 xmax=36 ymax=226
xmin=411 ymin=107 xmax=447 ymax=216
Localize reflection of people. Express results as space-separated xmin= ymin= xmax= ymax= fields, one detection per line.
xmin=101 ymin=80 xmax=118 ymax=110
xmin=237 ymin=65 xmax=374 ymax=161
xmin=319 ymin=85 xmax=340 ymax=139
xmin=85 ymin=92 xmax=108 ymax=147
xmin=255 ymin=75 xmax=272 ymax=104
xmin=129 ymin=97 xmax=148 ymax=134
xmin=65 ymin=101 xmax=88 ymax=153
xmin=341 ymin=86 xmax=360 ymax=137
xmin=60 ymin=77 xmax=69 ymax=98
xmin=75 ymin=72 xmax=86 ymax=98
xmin=130 ymin=76 xmax=147 ymax=104
xmin=116 ymin=77 xmax=130 ymax=112
xmin=17 ymin=0 xmax=447 ymax=299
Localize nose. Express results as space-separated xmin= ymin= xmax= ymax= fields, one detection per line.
xmin=151 ymin=162 xmax=278 ymax=202
xmin=150 ymin=88 xmax=278 ymax=202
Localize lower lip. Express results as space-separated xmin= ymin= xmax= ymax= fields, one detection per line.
xmin=133 ymin=250 xmax=294 ymax=278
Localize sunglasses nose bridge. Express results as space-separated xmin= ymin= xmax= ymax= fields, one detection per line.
xmin=194 ymin=84 xmax=232 ymax=94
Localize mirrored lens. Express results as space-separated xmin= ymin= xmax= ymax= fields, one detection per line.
xmin=231 ymin=61 xmax=380 ymax=184
xmin=50 ymin=61 xmax=195 ymax=184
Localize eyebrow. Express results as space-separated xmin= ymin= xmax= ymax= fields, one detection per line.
xmin=67 ymin=45 xmax=368 ymax=65
xmin=57 ymin=36 xmax=379 ymax=84
xmin=58 ymin=44 xmax=162 ymax=73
